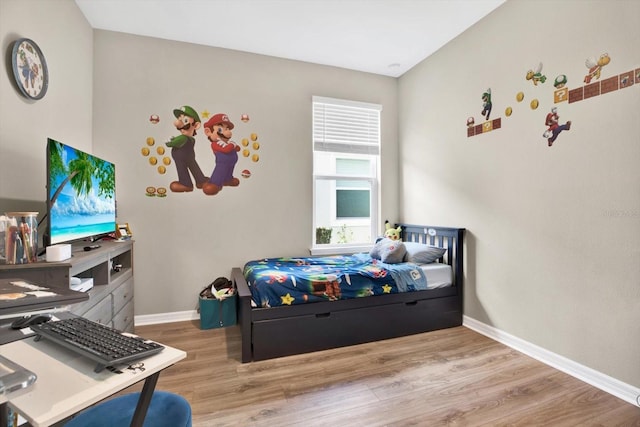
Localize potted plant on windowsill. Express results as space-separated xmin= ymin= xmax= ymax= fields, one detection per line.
xmin=315 ymin=227 xmax=332 ymax=244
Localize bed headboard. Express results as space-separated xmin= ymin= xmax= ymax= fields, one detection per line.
xmin=396 ymin=223 xmax=465 ymax=287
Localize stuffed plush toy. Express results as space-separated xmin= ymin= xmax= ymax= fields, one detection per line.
xmin=370 ymin=237 xmax=406 ymax=264
xmin=384 ymin=221 xmax=402 ymax=241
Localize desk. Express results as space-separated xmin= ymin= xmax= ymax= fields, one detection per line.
xmin=0 ymin=334 xmax=186 ymax=426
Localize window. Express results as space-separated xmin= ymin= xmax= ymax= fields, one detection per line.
xmin=336 ymin=159 xmax=371 ymax=219
xmin=312 ymin=96 xmax=381 ymax=252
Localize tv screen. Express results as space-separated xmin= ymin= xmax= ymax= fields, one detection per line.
xmin=46 ymin=138 xmax=116 ymax=245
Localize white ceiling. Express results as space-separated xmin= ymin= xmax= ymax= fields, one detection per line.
xmin=75 ymin=0 xmax=505 ymax=78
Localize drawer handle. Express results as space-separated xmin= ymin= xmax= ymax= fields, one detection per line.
xmin=315 ymin=312 xmax=331 ymax=318
xmin=405 ymin=301 xmax=418 ymax=306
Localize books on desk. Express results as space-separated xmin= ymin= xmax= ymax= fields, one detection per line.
xmin=0 ymin=279 xmax=89 ymax=318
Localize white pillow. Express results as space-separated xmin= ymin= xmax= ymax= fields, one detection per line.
xmin=403 ymin=242 xmax=446 ymax=264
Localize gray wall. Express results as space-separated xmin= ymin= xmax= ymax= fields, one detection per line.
xmin=398 ymin=0 xmax=639 ymax=387
xmin=1 ymin=1 xmax=398 ymax=317
xmin=89 ymin=31 xmax=399 ymax=314
xmin=0 ymin=0 xmax=93 ymax=224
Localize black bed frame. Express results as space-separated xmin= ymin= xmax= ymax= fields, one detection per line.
xmin=232 ymin=224 xmax=465 ymax=363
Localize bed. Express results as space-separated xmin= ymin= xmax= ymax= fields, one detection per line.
xmin=232 ymin=224 xmax=465 ymax=363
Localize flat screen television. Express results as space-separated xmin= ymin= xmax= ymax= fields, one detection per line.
xmin=46 ymin=138 xmax=116 ymax=246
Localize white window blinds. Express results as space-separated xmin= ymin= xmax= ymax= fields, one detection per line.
xmin=313 ymin=96 xmax=381 ymax=155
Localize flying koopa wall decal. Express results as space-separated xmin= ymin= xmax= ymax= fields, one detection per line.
xmin=526 ymin=62 xmax=547 ymax=86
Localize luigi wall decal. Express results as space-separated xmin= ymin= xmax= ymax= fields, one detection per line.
xmin=467 ymin=87 xmax=501 ymax=137
xmin=481 ymin=88 xmax=492 ymax=121
xmin=165 ymin=105 xmax=208 ymax=192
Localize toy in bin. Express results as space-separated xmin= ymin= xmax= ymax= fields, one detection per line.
xmin=199 ymin=277 xmax=237 ymax=329
xmin=200 ymin=277 xmax=235 ymax=300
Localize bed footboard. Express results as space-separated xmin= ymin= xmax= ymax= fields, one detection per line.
xmin=231 ymin=267 xmax=253 ymax=363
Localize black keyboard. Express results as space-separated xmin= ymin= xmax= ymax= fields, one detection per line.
xmin=31 ymin=317 xmax=164 ymax=373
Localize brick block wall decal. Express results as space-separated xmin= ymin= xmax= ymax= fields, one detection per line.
xmin=467 ymin=118 xmax=502 ymax=138
xmin=567 ymin=68 xmax=638 ymax=104
xmin=619 ymin=71 xmax=634 ymax=88
xmin=569 ymin=87 xmax=584 ymax=103
xmin=601 ymin=75 xmax=618 ymax=94
xmin=584 ymin=82 xmax=601 ymax=99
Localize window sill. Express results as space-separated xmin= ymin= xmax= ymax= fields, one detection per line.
xmin=310 ymin=244 xmax=373 ymax=256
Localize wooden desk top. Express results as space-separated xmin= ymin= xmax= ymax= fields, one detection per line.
xmin=0 ymin=333 xmax=186 ymax=426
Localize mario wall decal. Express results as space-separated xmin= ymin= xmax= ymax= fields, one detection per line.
xmin=543 ymin=107 xmax=571 ymax=147
xmin=165 ymin=106 xmax=208 ymax=192
xmin=202 ymin=113 xmax=241 ymax=196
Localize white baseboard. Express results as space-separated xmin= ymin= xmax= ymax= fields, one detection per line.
xmin=463 ymin=315 xmax=640 ymax=407
xmin=134 ymin=310 xmax=199 ymax=326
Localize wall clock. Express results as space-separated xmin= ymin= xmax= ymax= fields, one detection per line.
xmin=11 ymin=38 xmax=49 ymax=100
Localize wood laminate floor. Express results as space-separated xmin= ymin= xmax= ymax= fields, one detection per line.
xmin=123 ymin=322 xmax=639 ymax=426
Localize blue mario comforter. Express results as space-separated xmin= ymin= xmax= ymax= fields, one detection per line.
xmin=243 ymin=254 xmax=428 ymax=308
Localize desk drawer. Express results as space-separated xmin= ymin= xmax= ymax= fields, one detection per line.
xmin=113 ymin=299 xmax=134 ymax=332
xmin=83 ymin=294 xmax=113 ymax=326
xmin=112 ymin=278 xmax=133 ymax=313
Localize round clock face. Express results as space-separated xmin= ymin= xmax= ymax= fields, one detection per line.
xmin=11 ymin=38 xmax=49 ymax=100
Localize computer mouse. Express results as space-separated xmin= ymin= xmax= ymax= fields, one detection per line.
xmin=10 ymin=314 xmax=52 ymax=330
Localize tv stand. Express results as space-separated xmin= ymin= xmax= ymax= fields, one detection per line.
xmin=0 ymin=241 xmax=134 ymax=332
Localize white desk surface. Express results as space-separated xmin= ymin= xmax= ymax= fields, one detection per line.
xmin=0 ymin=334 xmax=186 ymax=427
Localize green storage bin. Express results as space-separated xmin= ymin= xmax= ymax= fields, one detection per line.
xmin=199 ymin=295 xmax=237 ymax=329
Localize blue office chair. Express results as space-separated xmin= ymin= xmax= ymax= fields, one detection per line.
xmin=64 ymin=391 xmax=192 ymax=427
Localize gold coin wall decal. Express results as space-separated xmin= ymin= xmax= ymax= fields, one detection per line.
xmin=141 ymin=137 xmax=171 ymax=176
